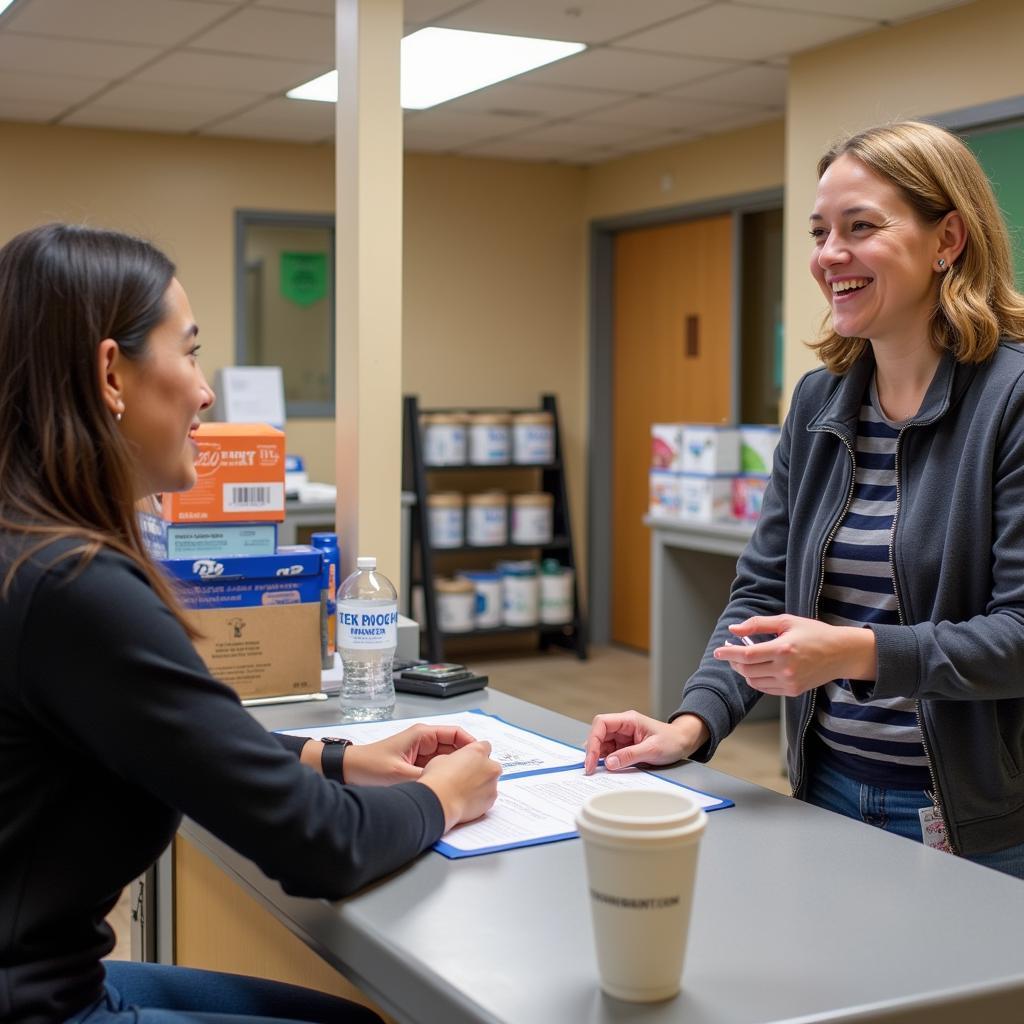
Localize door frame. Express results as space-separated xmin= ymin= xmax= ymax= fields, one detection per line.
xmin=587 ymin=187 xmax=783 ymax=646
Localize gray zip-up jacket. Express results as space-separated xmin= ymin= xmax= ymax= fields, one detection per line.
xmin=675 ymin=341 xmax=1024 ymax=856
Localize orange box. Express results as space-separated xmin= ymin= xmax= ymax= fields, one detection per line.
xmin=162 ymin=423 xmax=286 ymax=523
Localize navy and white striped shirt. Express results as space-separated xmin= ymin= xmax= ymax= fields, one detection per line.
xmin=813 ymin=383 xmax=931 ymax=789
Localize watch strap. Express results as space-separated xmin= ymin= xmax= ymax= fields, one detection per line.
xmin=320 ymin=736 xmax=352 ymax=783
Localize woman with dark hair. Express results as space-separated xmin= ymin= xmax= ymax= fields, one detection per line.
xmin=585 ymin=121 xmax=1024 ymax=877
xmin=0 ymin=223 xmax=501 ymax=1024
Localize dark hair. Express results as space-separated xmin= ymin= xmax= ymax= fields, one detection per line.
xmin=0 ymin=223 xmax=194 ymax=634
xmin=810 ymin=121 xmax=1024 ymax=373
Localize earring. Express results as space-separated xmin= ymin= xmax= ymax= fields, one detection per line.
xmin=115 ymin=402 xmax=125 ymax=424
xmin=937 ymin=258 xmax=947 ymax=270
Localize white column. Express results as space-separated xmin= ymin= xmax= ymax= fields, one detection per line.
xmin=335 ymin=0 xmax=403 ymax=584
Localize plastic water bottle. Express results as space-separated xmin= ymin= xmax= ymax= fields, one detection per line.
xmin=337 ymin=556 xmax=398 ymax=722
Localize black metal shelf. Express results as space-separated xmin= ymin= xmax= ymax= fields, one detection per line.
xmin=403 ymin=393 xmax=587 ymax=662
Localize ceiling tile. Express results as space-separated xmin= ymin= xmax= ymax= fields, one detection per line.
xmin=404 ymin=0 xmax=475 ymax=25
xmin=254 ymin=0 xmax=335 ymax=14
xmin=516 ymin=118 xmax=659 ymax=148
xmin=457 ymin=136 xmax=601 ymax=161
xmin=91 ymin=81 xmax=260 ymax=120
xmin=201 ymin=95 xmax=335 ymax=140
xmin=442 ymin=80 xmax=629 ymax=120
xmin=134 ymin=50 xmax=328 ymax=93
xmin=0 ymin=34 xmax=159 ymax=79
xmin=62 ymin=105 xmax=219 ymax=133
xmin=438 ymin=0 xmax=709 ymax=45
xmin=697 ymin=106 xmax=782 ymax=133
xmin=188 ymin=6 xmax=334 ymax=62
xmin=0 ymin=69 xmax=105 ymax=105
xmin=617 ymin=3 xmax=877 ymax=62
xmin=608 ymin=128 xmax=701 ymax=154
xmin=404 ymin=106 xmax=530 ymax=139
xmin=4 ymin=0 xmax=230 ymax=46
xmin=581 ymin=94 xmax=754 ymax=131
xmin=524 ymin=45 xmax=739 ymax=93
xmin=0 ymin=96 xmax=70 ymax=121
xmin=737 ymin=0 xmax=971 ymax=21
xmin=667 ymin=63 xmax=786 ymax=108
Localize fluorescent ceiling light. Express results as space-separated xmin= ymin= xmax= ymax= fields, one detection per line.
xmin=0 ymin=0 xmax=18 ymax=16
xmin=286 ymin=27 xmax=585 ymax=109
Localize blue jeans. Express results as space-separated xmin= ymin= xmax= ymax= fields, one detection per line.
xmin=66 ymin=962 xmax=382 ymax=1024
xmin=805 ymin=759 xmax=1024 ymax=879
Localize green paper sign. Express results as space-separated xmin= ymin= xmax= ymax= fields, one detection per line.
xmin=280 ymin=251 xmax=327 ymax=307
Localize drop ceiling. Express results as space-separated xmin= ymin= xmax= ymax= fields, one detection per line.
xmin=0 ymin=0 xmax=973 ymax=163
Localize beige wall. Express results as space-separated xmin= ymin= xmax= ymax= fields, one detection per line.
xmin=784 ymin=0 xmax=1024 ymax=400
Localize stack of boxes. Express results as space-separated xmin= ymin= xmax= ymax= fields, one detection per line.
xmin=142 ymin=423 xmax=323 ymax=700
xmin=649 ymin=423 xmax=781 ymax=525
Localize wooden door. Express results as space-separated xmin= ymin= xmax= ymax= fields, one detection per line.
xmin=611 ymin=215 xmax=734 ymax=651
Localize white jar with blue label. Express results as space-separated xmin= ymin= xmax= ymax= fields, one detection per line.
xmin=500 ymin=560 xmax=539 ymax=626
xmin=427 ymin=492 xmax=464 ymax=548
xmin=336 ymin=556 xmax=397 ymax=721
xmin=422 ymin=413 xmax=468 ymax=466
xmin=467 ymin=491 xmax=508 ymax=546
xmin=469 ymin=413 xmax=511 ymax=465
xmin=512 ymin=411 xmax=554 ymax=464
xmin=457 ymin=569 xmax=502 ymax=628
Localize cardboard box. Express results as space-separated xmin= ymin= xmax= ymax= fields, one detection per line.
xmin=681 ymin=426 xmax=740 ymax=475
xmin=161 ymin=422 xmax=285 ymax=524
xmin=649 ymin=470 xmax=683 ymax=518
xmin=739 ymin=425 xmax=781 ymax=475
xmin=732 ymin=475 xmax=770 ymax=521
xmin=651 ymin=423 xmax=685 ymax=470
xmin=160 ymin=546 xmax=322 ymax=700
xmin=139 ymin=513 xmax=277 ymax=558
xmin=679 ymin=474 xmax=733 ymax=523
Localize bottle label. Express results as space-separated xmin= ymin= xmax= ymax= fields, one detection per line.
xmin=338 ymin=600 xmax=398 ymax=649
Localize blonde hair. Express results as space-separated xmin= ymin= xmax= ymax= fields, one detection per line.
xmin=810 ymin=120 xmax=1024 ymax=374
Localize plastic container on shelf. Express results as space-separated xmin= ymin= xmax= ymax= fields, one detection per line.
xmin=422 ymin=412 xmax=467 ymax=466
xmin=456 ymin=569 xmax=503 ymax=628
xmin=426 ymin=492 xmax=465 ymax=548
xmin=435 ymin=576 xmax=477 ymax=633
xmin=500 ymin=559 xmax=539 ymax=626
xmin=468 ymin=412 xmax=511 ymax=465
xmin=511 ymin=492 xmax=554 ymax=544
xmin=540 ymin=558 xmax=574 ymax=625
xmin=467 ymin=491 xmax=508 ymax=546
xmin=337 ymin=556 xmax=397 ymax=722
xmin=512 ymin=411 xmax=554 ymax=464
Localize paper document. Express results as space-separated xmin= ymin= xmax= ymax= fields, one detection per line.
xmin=437 ymin=767 xmax=727 ymax=858
xmin=282 ymin=709 xmax=733 ymax=858
xmin=281 ymin=709 xmax=585 ymax=776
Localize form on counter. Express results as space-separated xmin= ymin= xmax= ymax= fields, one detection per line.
xmin=281 ymin=709 xmax=732 ymax=858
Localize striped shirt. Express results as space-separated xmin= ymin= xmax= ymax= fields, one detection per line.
xmin=813 ymin=382 xmax=931 ymax=789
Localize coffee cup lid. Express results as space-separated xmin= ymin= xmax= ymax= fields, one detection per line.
xmin=576 ymin=788 xmax=706 ymax=839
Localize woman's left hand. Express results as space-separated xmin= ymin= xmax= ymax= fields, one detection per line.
xmin=713 ymin=615 xmax=877 ymax=697
xmin=342 ymin=724 xmax=479 ymax=786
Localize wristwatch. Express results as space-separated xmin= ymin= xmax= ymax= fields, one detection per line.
xmin=320 ymin=736 xmax=352 ymax=783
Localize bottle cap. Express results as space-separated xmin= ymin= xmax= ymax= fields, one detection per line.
xmin=356 ymin=556 xmax=376 ymax=570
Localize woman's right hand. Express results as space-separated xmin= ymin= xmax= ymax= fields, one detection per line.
xmin=418 ymin=741 xmax=502 ymax=831
xmin=583 ymin=711 xmax=709 ymax=775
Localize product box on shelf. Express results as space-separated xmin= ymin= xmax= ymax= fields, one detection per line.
xmin=649 ymin=470 xmax=683 ymax=519
xmin=732 ymin=476 xmax=770 ymax=521
xmin=160 ymin=423 xmax=286 ymax=524
xmin=159 ymin=545 xmax=322 ymax=700
xmin=140 ymin=512 xmax=277 ymax=559
xmin=739 ymin=425 xmax=781 ymax=475
xmin=651 ymin=423 xmax=685 ymax=471
xmin=679 ymin=474 xmax=733 ymax=523
xmin=681 ymin=425 xmax=740 ymax=476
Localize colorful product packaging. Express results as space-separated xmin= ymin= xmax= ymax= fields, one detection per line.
xmin=739 ymin=425 xmax=781 ymax=475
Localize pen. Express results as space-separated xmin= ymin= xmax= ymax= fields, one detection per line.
xmin=242 ymin=692 xmax=330 ymax=707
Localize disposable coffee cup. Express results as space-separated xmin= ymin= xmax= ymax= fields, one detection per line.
xmin=576 ymin=787 xmax=706 ymax=1002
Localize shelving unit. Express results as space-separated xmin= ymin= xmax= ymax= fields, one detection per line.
xmin=403 ymin=393 xmax=587 ymax=662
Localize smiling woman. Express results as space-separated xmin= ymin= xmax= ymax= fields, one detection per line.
xmin=585 ymin=122 xmax=1024 ymax=879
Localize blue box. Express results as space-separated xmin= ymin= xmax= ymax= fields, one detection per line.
xmin=140 ymin=513 xmax=277 ymax=559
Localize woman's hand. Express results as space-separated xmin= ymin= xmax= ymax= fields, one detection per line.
xmin=342 ymin=724 xmax=478 ymax=786
xmin=713 ymin=615 xmax=877 ymax=697
xmin=583 ymin=710 xmax=709 ymax=775
xmin=418 ymin=741 xmax=502 ymax=831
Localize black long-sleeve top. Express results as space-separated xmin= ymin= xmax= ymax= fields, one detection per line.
xmin=0 ymin=539 xmax=444 ymax=1024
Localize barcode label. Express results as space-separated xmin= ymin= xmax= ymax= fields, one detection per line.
xmin=223 ymin=482 xmax=284 ymax=512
